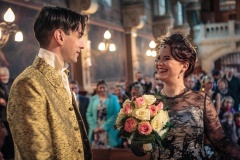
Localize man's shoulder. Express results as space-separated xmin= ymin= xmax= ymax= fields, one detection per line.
xmin=11 ymin=66 xmax=43 ymax=87
xmin=78 ymin=95 xmax=89 ymax=101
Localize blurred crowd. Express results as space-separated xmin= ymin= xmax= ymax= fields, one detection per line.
xmin=0 ymin=66 xmax=240 ymax=159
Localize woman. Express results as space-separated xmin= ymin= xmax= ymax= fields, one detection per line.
xmin=201 ymin=75 xmax=221 ymax=114
xmin=131 ymin=34 xmax=240 ymax=159
xmin=86 ymin=80 xmax=121 ymax=148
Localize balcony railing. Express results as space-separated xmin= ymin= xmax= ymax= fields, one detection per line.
xmin=193 ymin=20 xmax=240 ymax=43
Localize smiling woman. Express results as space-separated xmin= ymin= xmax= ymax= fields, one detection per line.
xmin=130 ymin=33 xmax=240 ymax=160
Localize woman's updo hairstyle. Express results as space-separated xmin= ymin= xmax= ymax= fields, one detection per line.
xmin=158 ymin=33 xmax=197 ymax=78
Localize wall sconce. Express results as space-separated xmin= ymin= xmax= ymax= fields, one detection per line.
xmin=98 ymin=30 xmax=116 ymax=53
xmin=146 ymin=40 xmax=157 ymax=57
xmin=0 ymin=8 xmax=23 ymax=49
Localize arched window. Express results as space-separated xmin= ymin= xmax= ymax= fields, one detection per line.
xmin=219 ymin=0 xmax=236 ymax=12
xmin=158 ymin=0 xmax=166 ymax=16
xmin=177 ymin=1 xmax=183 ymax=25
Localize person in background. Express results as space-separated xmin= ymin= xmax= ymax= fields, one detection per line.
xmin=143 ymin=75 xmax=152 ymax=94
xmin=223 ymin=68 xmax=240 ymax=111
xmin=219 ymin=96 xmax=236 ymax=121
xmin=212 ymin=78 xmax=235 ymax=113
xmin=86 ymin=80 xmax=121 ymax=148
xmin=0 ymin=119 xmax=6 ymax=160
xmin=0 ymin=67 xmax=14 ymax=160
xmin=184 ymin=74 xmax=198 ymax=91
xmin=201 ymin=75 xmax=221 ymax=114
xmin=220 ymin=112 xmax=238 ymax=160
xmin=130 ymin=84 xmax=144 ymax=99
xmin=234 ymin=112 xmax=240 ymax=145
xmin=113 ymin=84 xmax=126 ymax=108
xmin=212 ymin=70 xmax=221 ymax=92
xmin=150 ymin=71 xmax=164 ymax=94
xmin=69 ymin=80 xmax=90 ymax=133
xmin=7 ymin=6 xmax=92 ymax=160
xmin=127 ymin=71 xmax=145 ymax=97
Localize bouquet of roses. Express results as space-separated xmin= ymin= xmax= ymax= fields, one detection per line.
xmin=116 ymin=94 xmax=171 ymax=152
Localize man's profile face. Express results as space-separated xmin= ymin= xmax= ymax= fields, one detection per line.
xmin=62 ymin=25 xmax=85 ymax=63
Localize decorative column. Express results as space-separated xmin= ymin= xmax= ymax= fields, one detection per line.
xmin=122 ymin=1 xmax=145 ymax=90
xmin=69 ymin=0 xmax=98 ymax=92
xmin=152 ymin=0 xmax=174 ymax=39
xmin=186 ymin=1 xmax=201 ymax=36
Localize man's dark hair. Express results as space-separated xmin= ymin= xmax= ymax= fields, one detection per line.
xmin=33 ymin=6 xmax=88 ymax=48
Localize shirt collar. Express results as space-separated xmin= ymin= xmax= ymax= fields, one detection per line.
xmin=38 ymin=48 xmax=69 ymax=72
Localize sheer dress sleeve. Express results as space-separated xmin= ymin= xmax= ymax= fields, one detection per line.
xmin=204 ymin=95 xmax=240 ymax=159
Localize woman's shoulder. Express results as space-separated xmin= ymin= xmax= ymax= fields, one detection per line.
xmin=90 ymin=95 xmax=99 ymax=101
xmin=185 ymin=90 xmax=212 ymax=107
xmin=108 ymin=93 xmax=118 ymax=99
xmin=187 ymin=89 xmax=206 ymax=98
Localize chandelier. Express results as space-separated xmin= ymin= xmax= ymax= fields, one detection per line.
xmin=98 ymin=30 xmax=116 ymax=53
xmin=146 ymin=40 xmax=157 ymax=57
xmin=0 ymin=8 xmax=23 ymax=49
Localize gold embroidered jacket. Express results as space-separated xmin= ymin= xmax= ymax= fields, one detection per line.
xmin=7 ymin=56 xmax=92 ymax=160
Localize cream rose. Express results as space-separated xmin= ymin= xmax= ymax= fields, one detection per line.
xmin=132 ymin=108 xmax=150 ymax=121
xmin=150 ymin=110 xmax=169 ymax=132
xmin=143 ymin=95 xmax=156 ymax=105
xmin=116 ymin=109 xmax=126 ymax=130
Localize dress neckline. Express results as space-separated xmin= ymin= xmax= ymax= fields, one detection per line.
xmin=162 ymin=88 xmax=189 ymax=99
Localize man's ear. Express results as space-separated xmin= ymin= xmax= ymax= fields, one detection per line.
xmin=53 ymin=29 xmax=64 ymax=45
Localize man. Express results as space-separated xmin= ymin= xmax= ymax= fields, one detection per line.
xmin=223 ymin=68 xmax=240 ymax=111
xmin=150 ymin=71 xmax=164 ymax=94
xmin=7 ymin=6 xmax=92 ymax=160
xmin=69 ymin=80 xmax=90 ymax=133
xmin=0 ymin=67 xmax=14 ymax=160
xmin=127 ymin=71 xmax=145 ymax=97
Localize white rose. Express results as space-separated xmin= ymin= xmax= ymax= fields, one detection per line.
xmin=116 ymin=109 xmax=126 ymax=130
xmin=151 ymin=110 xmax=169 ymax=132
xmin=143 ymin=95 xmax=156 ymax=105
xmin=132 ymin=108 xmax=150 ymax=121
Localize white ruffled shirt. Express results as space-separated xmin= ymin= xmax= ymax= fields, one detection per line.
xmin=38 ymin=48 xmax=72 ymax=102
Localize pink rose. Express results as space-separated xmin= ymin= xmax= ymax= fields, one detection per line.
xmin=156 ymin=102 xmax=163 ymax=110
xmin=123 ymin=102 xmax=133 ymax=116
xmin=135 ymin=97 xmax=146 ymax=108
xmin=148 ymin=105 xmax=158 ymax=117
xmin=124 ymin=117 xmax=138 ymax=133
xmin=138 ymin=121 xmax=152 ymax=135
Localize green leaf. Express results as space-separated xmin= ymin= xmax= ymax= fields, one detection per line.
xmin=122 ymin=130 xmax=132 ymax=138
xmin=132 ymin=131 xmax=155 ymax=145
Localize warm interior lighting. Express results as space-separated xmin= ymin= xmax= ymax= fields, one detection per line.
xmin=98 ymin=42 xmax=106 ymax=51
xmin=146 ymin=40 xmax=156 ymax=57
xmin=4 ymin=8 xmax=15 ymax=23
xmin=109 ymin=43 xmax=116 ymax=51
xmin=98 ymin=30 xmax=116 ymax=53
xmin=0 ymin=8 xmax=23 ymax=49
xmin=15 ymin=31 xmax=23 ymax=42
xmin=103 ymin=30 xmax=111 ymax=39
xmin=149 ymin=40 xmax=156 ymax=49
